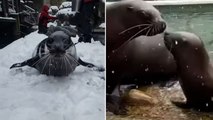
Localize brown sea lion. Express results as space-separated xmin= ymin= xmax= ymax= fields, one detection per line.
xmin=107 ymin=0 xmax=171 ymax=94
xmin=106 ymin=0 xmax=175 ymax=115
xmin=164 ymin=31 xmax=213 ymax=111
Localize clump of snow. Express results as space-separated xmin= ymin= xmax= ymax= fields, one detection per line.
xmin=59 ymin=2 xmax=72 ymax=9
xmin=57 ymin=8 xmax=76 ymax=16
xmin=47 ymin=22 xmax=57 ymax=27
xmin=0 ymin=31 xmax=105 ymax=120
xmin=57 ymin=1 xmax=76 ymax=16
xmin=48 ymin=6 xmax=59 ymax=13
xmin=99 ymin=23 xmax=105 ymax=28
xmin=0 ymin=17 xmax=15 ymax=20
xmin=50 ymin=6 xmax=59 ymax=11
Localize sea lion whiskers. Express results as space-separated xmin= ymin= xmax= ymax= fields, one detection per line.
xmin=65 ymin=54 xmax=75 ymax=66
xmin=145 ymin=24 xmax=154 ymax=36
xmin=41 ymin=55 xmax=52 ymax=74
xmin=48 ymin=55 xmax=52 ymax=75
xmin=114 ymin=25 xmax=152 ymax=52
xmin=63 ymin=57 xmax=68 ymax=75
xmin=127 ymin=24 xmax=152 ymax=42
xmin=65 ymin=53 xmax=79 ymax=64
xmin=64 ymin=55 xmax=74 ymax=71
xmin=31 ymin=54 xmax=50 ymax=67
xmin=119 ymin=24 xmax=151 ymax=35
xmin=151 ymin=25 xmax=155 ymax=36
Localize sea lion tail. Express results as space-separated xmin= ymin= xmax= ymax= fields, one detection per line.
xmin=78 ymin=58 xmax=105 ymax=72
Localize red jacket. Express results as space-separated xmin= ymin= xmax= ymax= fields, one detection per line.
xmin=84 ymin=0 xmax=95 ymax=3
xmin=39 ymin=5 xmax=56 ymax=27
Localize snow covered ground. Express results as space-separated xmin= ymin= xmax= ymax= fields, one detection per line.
xmin=0 ymin=31 xmax=105 ymax=120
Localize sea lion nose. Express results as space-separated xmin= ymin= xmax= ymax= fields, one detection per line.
xmin=160 ymin=21 xmax=166 ymax=30
xmin=51 ymin=44 xmax=65 ymax=53
xmin=155 ymin=21 xmax=166 ymax=33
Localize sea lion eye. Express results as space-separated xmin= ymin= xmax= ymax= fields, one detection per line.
xmin=47 ymin=38 xmax=54 ymax=44
xmin=63 ymin=39 xmax=72 ymax=49
xmin=127 ymin=6 xmax=134 ymax=11
xmin=63 ymin=38 xmax=70 ymax=44
xmin=46 ymin=38 xmax=54 ymax=49
xmin=138 ymin=10 xmax=149 ymax=18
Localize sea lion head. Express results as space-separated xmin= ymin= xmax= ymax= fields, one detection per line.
xmin=46 ymin=31 xmax=74 ymax=57
xmin=118 ymin=0 xmax=166 ymax=36
xmin=164 ymin=32 xmax=205 ymax=60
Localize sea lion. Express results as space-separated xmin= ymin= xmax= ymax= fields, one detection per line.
xmin=164 ymin=31 xmax=213 ymax=111
xmin=106 ymin=0 xmax=175 ymax=115
xmin=107 ymin=0 xmax=170 ymax=94
xmin=10 ymin=31 xmax=103 ymax=76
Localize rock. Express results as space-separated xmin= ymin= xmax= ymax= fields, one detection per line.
xmin=123 ymin=89 xmax=158 ymax=106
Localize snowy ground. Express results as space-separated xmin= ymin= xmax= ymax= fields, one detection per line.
xmin=0 ymin=31 xmax=105 ymax=120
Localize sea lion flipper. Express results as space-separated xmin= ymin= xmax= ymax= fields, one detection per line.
xmin=10 ymin=56 xmax=40 ymax=69
xmin=10 ymin=63 xmax=24 ymax=69
xmin=10 ymin=60 xmax=30 ymax=69
xmin=107 ymin=94 xmax=127 ymax=115
xmin=78 ymin=58 xmax=95 ymax=67
xmin=171 ymin=100 xmax=192 ymax=109
xmin=77 ymin=58 xmax=105 ymax=72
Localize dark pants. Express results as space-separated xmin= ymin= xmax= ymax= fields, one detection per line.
xmin=77 ymin=2 xmax=95 ymax=43
xmin=38 ymin=22 xmax=47 ymax=34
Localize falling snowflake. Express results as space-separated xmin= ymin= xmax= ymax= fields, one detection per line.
xmin=201 ymin=82 xmax=205 ymax=86
xmin=175 ymin=41 xmax=178 ymax=45
xmin=145 ymin=68 xmax=149 ymax=72
xmin=206 ymin=103 xmax=209 ymax=107
xmin=112 ymin=71 xmax=115 ymax=74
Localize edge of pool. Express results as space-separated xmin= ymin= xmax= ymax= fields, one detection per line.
xmin=106 ymin=0 xmax=213 ymax=6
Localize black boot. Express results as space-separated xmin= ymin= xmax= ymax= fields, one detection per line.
xmin=84 ymin=34 xmax=92 ymax=43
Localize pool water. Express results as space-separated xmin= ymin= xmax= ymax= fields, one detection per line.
xmin=156 ymin=4 xmax=213 ymax=52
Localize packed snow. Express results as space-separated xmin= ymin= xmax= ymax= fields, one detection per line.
xmin=0 ymin=31 xmax=105 ymax=120
xmin=99 ymin=23 xmax=105 ymax=28
xmin=48 ymin=6 xmax=59 ymax=14
xmin=50 ymin=6 xmax=59 ymax=11
xmin=57 ymin=8 xmax=76 ymax=16
xmin=59 ymin=2 xmax=72 ymax=9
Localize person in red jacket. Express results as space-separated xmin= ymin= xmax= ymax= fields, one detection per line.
xmin=38 ymin=5 xmax=56 ymax=34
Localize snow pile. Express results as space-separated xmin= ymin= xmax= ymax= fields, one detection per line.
xmin=0 ymin=31 xmax=105 ymax=120
xmin=0 ymin=17 xmax=15 ymax=20
xmin=99 ymin=23 xmax=105 ymax=28
xmin=59 ymin=2 xmax=72 ymax=9
xmin=57 ymin=1 xmax=76 ymax=16
xmin=48 ymin=6 xmax=59 ymax=13
xmin=50 ymin=6 xmax=59 ymax=11
xmin=48 ymin=6 xmax=59 ymax=16
xmin=57 ymin=8 xmax=76 ymax=16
